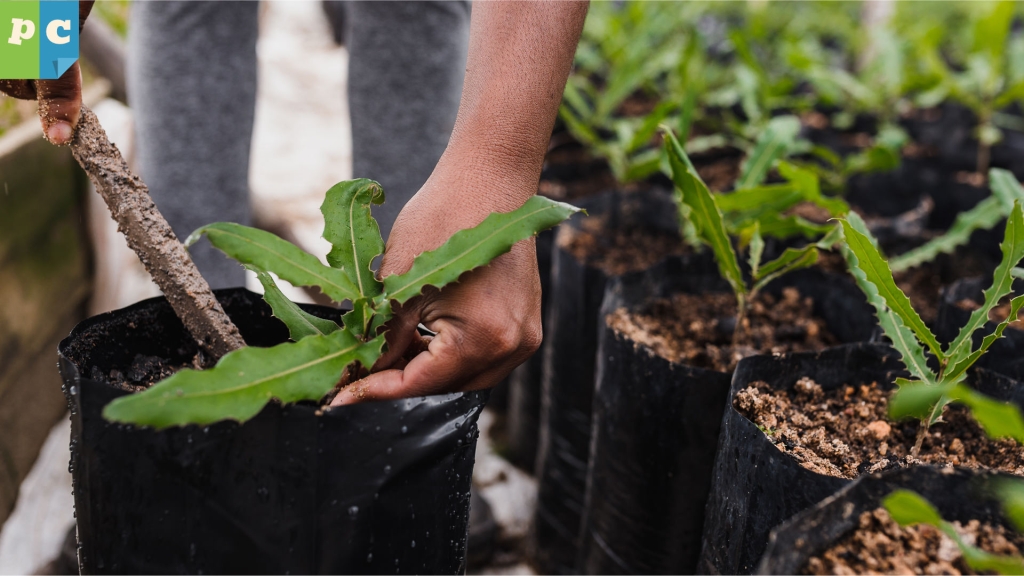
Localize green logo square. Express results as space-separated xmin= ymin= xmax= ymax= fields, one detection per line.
xmin=0 ymin=1 xmax=40 ymax=80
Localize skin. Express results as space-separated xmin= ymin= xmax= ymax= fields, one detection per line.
xmin=2 ymin=0 xmax=589 ymax=405
xmin=334 ymin=0 xmax=589 ymax=405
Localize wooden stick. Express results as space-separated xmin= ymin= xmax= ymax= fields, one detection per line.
xmin=70 ymin=105 xmax=246 ymax=359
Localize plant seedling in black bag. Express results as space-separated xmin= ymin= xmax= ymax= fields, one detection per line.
xmin=883 ymin=487 xmax=1024 ymax=575
xmin=838 ymin=203 xmax=1024 ymax=455
xmin=102 ymin=179 xmax=580 ymax=428
xmin=661 ymin=126 xmax=846 ymax=345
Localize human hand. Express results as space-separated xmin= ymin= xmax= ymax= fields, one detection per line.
xmin=332 ymin=176 xmax=543 ymax=405
xmin=0 ymin=1 xmax=94 ymax=144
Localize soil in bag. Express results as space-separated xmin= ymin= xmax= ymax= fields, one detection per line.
xmin=59 ymin=288 xmax=487 ymax=575
xmin=578 ymin=256 xmax=875 ymax=575
xmin=529 ymin=187 xmax=686 ymax=575
xmin=699 ymin=342 xmax=1024 ymax=575
xmin=758 ymin=466 xmax=1024 ymax=575
xmin=902 ymin=103 xmax=1024 ymax=179
xmin=937 ymin=277 xmax=1024 ymax=381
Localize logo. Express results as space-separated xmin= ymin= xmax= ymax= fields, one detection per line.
xmin=0 ymin=0 xmax=79 ymax=80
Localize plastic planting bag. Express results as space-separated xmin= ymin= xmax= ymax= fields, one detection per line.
xmin=59 ymin=289 xmax=486 ymax=574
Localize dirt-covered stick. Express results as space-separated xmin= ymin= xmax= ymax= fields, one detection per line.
xmin=70 ymin=105 xmax=246 ymax=358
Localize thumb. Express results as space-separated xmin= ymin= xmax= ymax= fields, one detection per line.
xmin=36 ymin=62 xmax=83 ymax=145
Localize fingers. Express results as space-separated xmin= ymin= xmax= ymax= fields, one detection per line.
xmin=36 ymin=62 xmax=83 ymax=145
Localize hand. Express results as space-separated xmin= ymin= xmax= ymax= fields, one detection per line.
xmin=0 ymin=1 xmax=94 ymax=144
xmin=332 ymin=178 xmax=543 ymax=405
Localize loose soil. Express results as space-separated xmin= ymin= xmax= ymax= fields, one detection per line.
xmin=803 ymin=507 xmax=1024 ymax=575
xmin=734 ymin=379 xmax=1024 ymax=479
xmin=606 ymin=287 xmax=837 ymax=372
xmin=557 ymin=214 xmax=687 ymax=276
xmin=955 ymin=297 xmax=1024 ymax=332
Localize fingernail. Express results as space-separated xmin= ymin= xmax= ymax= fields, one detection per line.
xmin=46 ymin=122 xmax=72 ymax=144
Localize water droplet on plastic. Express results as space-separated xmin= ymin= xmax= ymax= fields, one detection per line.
xmin=348 ymin=506 xmax=359 ymax=517
xmin=331 ymin=499 xmax=338 ymax=506
xmin=367 ymin=553 xmax=373 ymax=563
xmin=386 ymin=447 xmax=392 ymax=455
xmin=401 ymin=426 xmax=408 ymax=434
xmin=384 ymin=465 xmax=391 ymax=474
xmin=411 ymin=540 xmax=416 ymax=548
xmin=69 ymin=386 xmax=77 ymax=395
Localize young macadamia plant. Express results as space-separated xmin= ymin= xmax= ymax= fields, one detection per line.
xmin=838 ymin=203 xmax=1024 ymax=455
xmin=102 ymin=180 xmax=580 ymax=428
xmin=662 ymin=127 xmax=846 ymax=345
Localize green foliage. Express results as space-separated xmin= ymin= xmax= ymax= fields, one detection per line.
xmin=884 ymin=489 xmax=1024 ymax=575
xmin=839 ymin=201 xmax=1024 ymax=444
xmin=105 ymin=182 xmax=580 ymax=428
xmin=737 ymin=116 xmax=801 ymax=189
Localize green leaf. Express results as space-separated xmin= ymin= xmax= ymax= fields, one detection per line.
xmin=716 ymin=183 xmax=801 ymax=214
xmin=737 ymin=115 xmax=801 ymax=189
xmin=991 ymin=168 xmax=1024 ymax=209
xmin=948 ymin=383 xmax=1024 ymax=443
xmin=748 ymin=222 xmax=764 ymax=279
xmin=777 ymin=161 xmax=848 ymax=216
xmin=321 ymin=179 xmax=385 ymax=300
xmin=889 ymin=378 xmax=954 ymax=422
xmin=663 ymin=127 xmax=746 ymax=297
xmin=255 ymin=271 xmax=340 ymax=341
xmin=103 ymin=330 xmax=386 ymax=428
xmin=883 ymin=489 xmax=945 ymax=527
xmin=752 ymin=246 xmax=818 ymax=294
xmin=945 ymin=202 xmax=1024 ymax=372
xmin=994 ymin=478 xmax=1024 ymax=532
xmin=839 ymin=217 xmax=944 ymax=368
xmin=945 ymin=294 xmax=1024 ymax=383
xmin=889 ymin=196 xmax=1005 ymax=273
xmin=973 ymin=1 xmax=1014 ymax=62
xmin=383 ymin=196 xmax=580 ymax=305
xmin=186 ymin=222 xmax=360 ymax=304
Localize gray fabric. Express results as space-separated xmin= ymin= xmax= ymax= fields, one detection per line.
xmin=126 ymin=0 xmax=470 ymax=289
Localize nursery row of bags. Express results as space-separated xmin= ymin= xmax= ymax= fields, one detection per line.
xmin=496 ymin=108 xmax=1024 ymax=575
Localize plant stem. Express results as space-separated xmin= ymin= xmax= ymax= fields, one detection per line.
xmin=70 ymin=106 xmax=246 ymax=360
xmin=911 ymin=422 xmax=927 ymax=457
xmin=732 ymin=294 xmax=749 ymax=349
xmin=977 ymin=139 xmax=991 ymax=176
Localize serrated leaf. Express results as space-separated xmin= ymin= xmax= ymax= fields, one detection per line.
xmin=889 ymin=196 xmax=1005 ymax=273
xmin=103 ymin=331 xmax=386 ymax=428
xmin=255 ymin=271 xmax=340 ymax=341
xmin=945 ymin=294 xmax=1024 ymax=383
xmin=884 ymin=490 xmax=945 ymax=527
xmin=946 ymin=202 xmax=1024 ymax=371
xmin=748 ymin=222 xmax=764 ymax=278
xmin=664 ymin=128 xmax=746 ymax=296
xmin=839 ymin=219 xmax=940 ymax=381
xmin=383 ymin=196 xmax=580 ymax=305
xmin=991 ymin=168 xmax=1024 ymax=209
xmin=737 ymin=115 xmax=801 ymax=189
xmin=187 ymin=222 xmax=360 ymax=304
xmin=321 ymin=179 xmax=385 ymax=300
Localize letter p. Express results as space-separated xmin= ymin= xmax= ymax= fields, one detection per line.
xmin=8 ymin=18 xmax=35 ymax=46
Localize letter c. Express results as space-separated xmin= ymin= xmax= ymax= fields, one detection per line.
xmin=46 ymin=19 xmax=71 ymax=45
xmin=8 ymin=18 xmax=35 ymax=45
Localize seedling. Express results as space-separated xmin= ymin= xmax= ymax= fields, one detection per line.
xmin=663 ymin=127 xmax=845 ymax=346
xmin=102 ymin=180 xmax=580 ymax=428
xmin=838 ymin=203 xmax=1024 ymax=455
xmin=882 ymin=489 xmax=1024 ymax=575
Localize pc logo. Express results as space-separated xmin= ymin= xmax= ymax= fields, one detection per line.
xmin=0 ymin=0 xmax=79 ymax=80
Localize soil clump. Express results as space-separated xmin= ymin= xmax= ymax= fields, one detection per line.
xmin=735 ymin=379 xmax=1024 ymax=479
xmin=803 ymin=507 xmax=1024 ymax=575
xmin=606 ymin=287 xmax=836 ymax=372
xmin=557 ymin=214 xmax=687 ymax=276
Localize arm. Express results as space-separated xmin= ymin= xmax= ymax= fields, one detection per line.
xmin=334 ymin=0 xmax=589 ymax=404
xmin=0 ymin=1 xmax=94 ymax=144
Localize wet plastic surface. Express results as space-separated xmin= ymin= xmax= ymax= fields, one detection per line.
xmin=757 ymin=466 xmax=1019 ymax=574
xmin=59 ymin=289 xmax=486 ymax=575
xmin=579 ymin=257 xmax=877 ymax=575
xmin=698 ymin=343 xmax=1024 ymax=575
xmin=529 ymin=188 xmax=680 ymax=574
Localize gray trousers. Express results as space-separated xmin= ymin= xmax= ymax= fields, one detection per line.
xmin=126 ymin=1 xmax=470 ymax=288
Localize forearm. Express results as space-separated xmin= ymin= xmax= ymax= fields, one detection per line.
xmin=434 ymin=0 xmax=589 ymax=213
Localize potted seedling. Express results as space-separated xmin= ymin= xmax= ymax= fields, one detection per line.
xmin=759 ymin=467 xmax=1024 ymax=575
xmin=574 ymin=127 xmax=869 ymax=575
xmin=59 ymin=109 xmax=579 ymax=573
xmin=700 ymin=193 xmax=1024 ymax=574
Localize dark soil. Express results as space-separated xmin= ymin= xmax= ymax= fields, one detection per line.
xmin=94 ymin=354 xmax=191 ymax=393
xmin=734 ymin=379 xmax=1024 ymax=479
xmin=606 ymin=287 xmax=837 ymax=372
xmin=557 ymin=214 xmax=687 ymax=276
xmin=955 ymin=297 xmax=1024 ymax=332
xmin=803 ymin=507 xmax=1024 ymax=575
xmin=696 ymin=154 xmax=742 ymax=192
